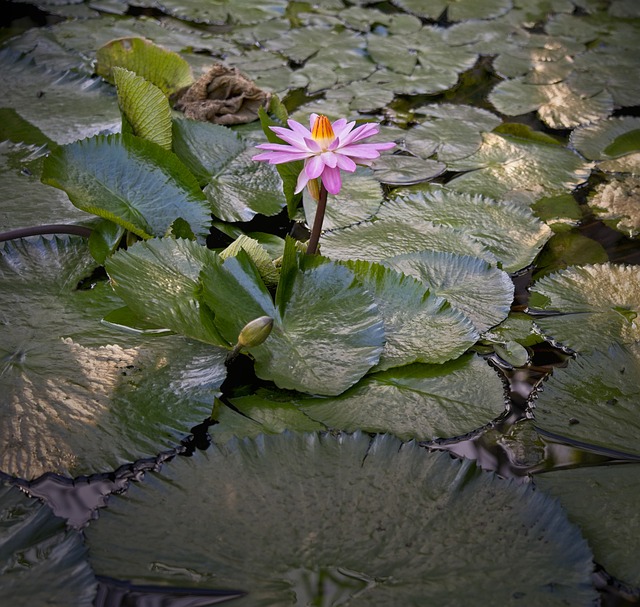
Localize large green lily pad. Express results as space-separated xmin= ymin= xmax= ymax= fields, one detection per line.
xmin=0 ymin=236 xmax=227 ymax=479
xmin=528 ymin=263 xmax=640 ymax=353
xmin=531 ymin=343 xmax=640 ymax=459
xmin=86 ymin=432 xmax=597 ymax=606
xmin=535 ymin=463 xmax=640 ymax=588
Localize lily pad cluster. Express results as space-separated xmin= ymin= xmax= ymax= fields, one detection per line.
xmin=1 ymin=0 xmax=640 ymax=603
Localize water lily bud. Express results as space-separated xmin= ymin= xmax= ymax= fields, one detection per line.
xmin=237 ymin=316 xmax=274 ymax=349
xmin=306 ymin=177 xmax=321 ymax=202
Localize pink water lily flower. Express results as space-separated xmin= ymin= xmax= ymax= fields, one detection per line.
xmin=254 ymin=113 xmax=395 ymax=195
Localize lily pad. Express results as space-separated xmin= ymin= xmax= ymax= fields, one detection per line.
xmin=344 ymin=260 xmax=479 ymax=369
xmin=535 ymin=463 xmax=640 ymax=587
xmin=446 ymin=131 xmax=592 ymax=200
xmin=370 ymin=155 xmax=446 ymax=186
xmin=383 ymin=250 xmax=515 ymax=333
xmin=378 ymin=187 xmax=553 ymax=273
xmin=528 ymin=263 xmax=640 ymax=353
xmin=296 ymin=354 xmax=509 ymax=441
xmin=588 ymin=176 xmax=640 ymax=238
xmin=41 ymin=133 xmax=211 ymax=242
xmin=86 ymin=432 xmax=597 ymax=606
xmin=391 ymin=0 xmax=512 ymax=22
xmin=0 ymin=48 xmax=120 ymax=144
xmin=200 ymin=250 xmax=385 ymax=396
xmin=319 ymin=219 xmax=496 ymax=265
xmin=0 ymin=483 xmax=96 ymax=606
xmin=105 ymin=238 xmax=226 ymax=346
xmin=531 ymin=343 xmax=640 ymax=459
xmin=0 ymin=236 xmax=228 ymax=479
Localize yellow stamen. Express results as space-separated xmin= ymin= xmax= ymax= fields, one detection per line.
xmin=311 ymin=115 xmax=335 ymax=148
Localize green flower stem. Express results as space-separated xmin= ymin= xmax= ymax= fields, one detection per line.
xmin=306 ymin=183 xmax=328 ymax=255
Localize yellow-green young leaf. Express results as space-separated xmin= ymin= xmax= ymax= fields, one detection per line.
xmin=220 ymin=234 xmax=280 ymax=288
xmin=96 ymin=36 xmax=193 ymax=96
xmin=113 ymin=67 xmax=172 ymax=150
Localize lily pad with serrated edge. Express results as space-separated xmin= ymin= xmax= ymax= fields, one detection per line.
xmin=531 ymin=342 xmax=640 ymax=459
xmin=85 ymin=431 xmax=597 ymax=607
xmin=0 ymin=236 xmax=228 ymax=480
xmin=534 ymin=462 xmax=640 ymax=588
xmin=528 ymin=263 xmax=640 ymax=353
xmin=378 ymin=186 xmax=552 ymax=273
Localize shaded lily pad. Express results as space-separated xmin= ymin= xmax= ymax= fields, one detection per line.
xmin=296 ymin=354 xmax=508 ymax=441
xmin=383 ymin=251 xmax=514 ymax=333
xmin=0 ymin=140 xmax=89 ymax=231
xmin=371 ymin=155 xmax=446 ymax=186
xmin=0 ymin=236 xmax=228 ymax=479
xmin=446 ymin=132 xmax=592 ymax=200
xmin=535 ymin=463 xmax=640 ymax=587
xmin=379 ymin=187 xmax=552 ymax=272
xmin=319 ymin=219 xmax=496 ymax=265
xmin=0 ymin=483 xmax=96 ymax=606
xmin=86 ymin=432 xmax=596 ymax=606
xmin=528 ymin=263 xmax=640 ymax=353
xmin=588 ymin=176 xmax=640 ymax=238
xmin=531 ymin=343 xmax=640 ymax=459
xmin=0 ymin=48 xmax=120 ymax=144
xmin=391 ymin=0 xmax=511 ymax=22
xmin=41 ymin=133 xmax=211 ymax=242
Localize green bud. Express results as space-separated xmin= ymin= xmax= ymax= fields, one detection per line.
xmin=237 ymin=316 xmax=274 ymax=349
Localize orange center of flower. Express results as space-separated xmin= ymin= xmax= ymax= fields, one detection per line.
xmin=311 ymin=115 xmax=335 ymax=149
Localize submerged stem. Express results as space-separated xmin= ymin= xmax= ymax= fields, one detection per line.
xmin=306 ymin=183 xmax=328 ymax=255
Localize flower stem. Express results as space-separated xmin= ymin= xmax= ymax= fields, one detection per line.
xmin=306 ymin=182 xmax=327 ymax=255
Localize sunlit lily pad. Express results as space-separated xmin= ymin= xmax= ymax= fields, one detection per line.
xmin=391 ymin=0 xmax=512 ymax=21
xmin=41 ymin=133 xmax=211 ymax=242
xmin=319 ymin=219 xmax=496 ymax=265
xmin=371 ymin=155 xmax=446 ymax=186
xmin=0 ymin=236 xmax=227 ymax=479
xmin=383 ymin=251 xmax=514 ymax=333
xmin=446 ymin=132 xmax=592 ymax=200
xmin=379 ymin=187 xmax=552 ymax=272
xmin=531 ymin=343 xmax=640 ymax=459
xmin=0 ymin=483 xmax=96 ymax=606
xmin=344 ymin=260 xmax=479 ymax=369
xmin=570 ymin=116 xmax=640 ymax=174
xmin=588 ymin=176 xmax=640 ymax=238
xmin=535 ymin=462 xmax=640 ymax=587
xmin=528 ymin=264 xmax=640 ymax=353
xmin=86 ymin=432 xmax=596 ymax=606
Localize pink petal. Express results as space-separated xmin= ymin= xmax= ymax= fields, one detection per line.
xmin=253 ymin=150 xmax=312 ymax=163
xmin=295 ymin=169 xmax=311 ymax=194
xmin=339 ymin=123 xmax=379 ymax=146
xmin=287 ymin=119 xmax=311 ymax=137
xmin=269 ymin=126 xmax=309 ymax=149
xmin=309 ymin=113 xmax=319 ymax=130
xmin=335 ymin=154 xmax=356 ymax=172
xmin=320 ymin=151 xmax=338 ymax=168
xmin=321 ymin=166 xmax=342 ymax=194
xmin=339 ymin=142 xmax=394 ymax=159
xmin=305 ymin=154 xmax=326 ymax=179
xmin=303 ymin=137 xmax=322 ymax=152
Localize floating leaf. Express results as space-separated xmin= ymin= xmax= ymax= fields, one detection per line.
xmin=528 ymin=264 xmax=640 ymax=352
xmin=535 ymin=463 xmax=640 ymax=587
xmin=383 ymin=251 xmax=514 ymax=333
xmin=446 ymin=132 xmax=592 ymax=200
xmin=41 ymin=133 xmax=211 ymax=242
xmin=0 ymin=236 xmax=228 ymax=479
xmin=95 ymin=36 xmax=194 ymax=95
xmin=588 ymin=176 xmax=640 ymax=238
xmin=319 ymin=219 xmax=496 ymax=265
xmin=371 ymin=155 xmax=446 ymax=186
xmin=86 ymin=432 xmax=596 ymax=606
xmin=105 ymin=238 xmax=226 ymax=346
xmin=296 ymin=354 xmax=508 ymax=440
xmin=392 ymin=0 xmax=512 ymax=21
xmin=531 ymin=343 xmax=640 ymax=459
xmin=379 ymin=187 xmax=552 ymax=272
xmin=344 ymin=260 xmax=479 ymax=369
xmin=0 ymin=484 xmax=96 ymax=606
xmin=200 ymin=251 xmax=385 ymax=396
